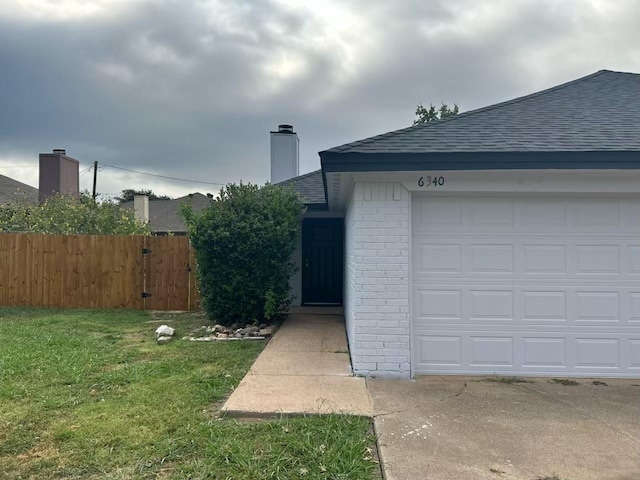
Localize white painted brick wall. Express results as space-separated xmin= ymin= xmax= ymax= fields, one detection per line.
xmin=344 ymin=182 xmax=410 ymax=378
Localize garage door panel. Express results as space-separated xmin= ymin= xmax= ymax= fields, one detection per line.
xmin=522 ymin=245 xmax=567 ymax=273
xmin=414 ymin=330 xmax=639 ymax=375
xmin=572 ymin=200 xmax=621 ymax=229
xmin=630 ymin=293 xmax=640 ymax=322
xmin=522 ymin=291 xmax=567 ymax=321
xmin=468 ymin=337 xmax=514 ymax=367
xmin=415 ymin=286 xmax=638 ymax=327
xmin=469 ymin=291 xmax=513 ymax=321
xmin=414 ymin=238 xmax=632 ymax=279
xmin=470 ymin=244 xmax=514 ymax=272
xmin=629 ymin=341 xmax=640 ymax=369
xmin=415 ymin=243 xmax=461 ymax=273
xmin=574 ymin=292 xmax=619 ymax=322
xmin=574 ymin=339 xmax=620 ymax=368
xmin=522 ymin=338 xmax=566 ymax=367
xmin=576 ymin=245 xmax=620 ymax=274
xmin=412 ymin=194 xmax=640 ymax=377
xmin=416 ymin=289 xmax=461 ymax=320
xmin=630 ymin=246 xmax=640 ymax=273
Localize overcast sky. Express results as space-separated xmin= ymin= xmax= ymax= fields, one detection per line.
xmin=1 ymin=0 xmax=639 ymax=199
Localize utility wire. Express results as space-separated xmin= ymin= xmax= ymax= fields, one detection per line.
xmin=101 ymin=163 xmax=226 ymax=186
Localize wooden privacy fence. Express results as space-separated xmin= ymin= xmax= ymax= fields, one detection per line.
xmin=0 ymin=233 xmax=200 ymax=310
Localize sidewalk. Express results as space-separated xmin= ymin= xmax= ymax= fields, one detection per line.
xmin=221 ymin=308 xmax=372 ymax=417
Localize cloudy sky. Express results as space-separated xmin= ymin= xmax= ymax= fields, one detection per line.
xmin=1 ymin=0 xmax=639 ymax=199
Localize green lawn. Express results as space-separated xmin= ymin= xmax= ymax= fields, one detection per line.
xmin=0 ymin=308 xmax=378 ymax=479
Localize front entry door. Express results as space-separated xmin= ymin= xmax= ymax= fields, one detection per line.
xmin=302 ymin=218 xmax=343 ymax=305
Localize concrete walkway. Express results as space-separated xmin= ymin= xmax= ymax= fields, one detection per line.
xmin=221 ymin=307 xmax=372 ymax=417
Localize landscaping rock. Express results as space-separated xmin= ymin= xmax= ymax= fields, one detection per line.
xmin=217 ymin=333 xmax=229 ymax=339
xmin=155 ymin=325 xmax=175 ymax=339
xmin=157 ymin=335 xmax=173 ymax=344
xmin=259 ymin=323 xmax=268 ymax=329
xmin=244 ymin=326 xmax=260 ymax=334
xmin=213 ymin=324 xmax=225 ymax=333
xmin=259 ymin=325 xmax=276 ymax=336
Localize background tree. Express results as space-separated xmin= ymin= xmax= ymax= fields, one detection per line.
xmin=182 ymin=183 xmax=305 ymax=325
xmin=0 ymin=193 xmax=150 ymax=235
xmin=413 ymin=103 xmax=459 ymax=125
xmin=115 ymin=189 xmax=172 ymax=204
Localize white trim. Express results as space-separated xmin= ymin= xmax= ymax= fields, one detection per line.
xmin=408 ymin=191 xmax=415 ymax=378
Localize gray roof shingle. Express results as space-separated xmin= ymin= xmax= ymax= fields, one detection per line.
xmin=322 ymin=70 xmax=640 ymax=155
xmin=0 ymin=174 xmax=38 ymax=204
xmin=276 ymin=169 xmax=326 ymax=206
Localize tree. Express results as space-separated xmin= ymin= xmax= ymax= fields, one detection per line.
xmin=115 ymin=189 xmax=172 ymax=204
xmin=413 ymin=102 xmax=459 ymax=125
xmin=182 ymin=183 xmax=305 ymax=325
xmin=0 ymin=192 xmax=150 ymax=235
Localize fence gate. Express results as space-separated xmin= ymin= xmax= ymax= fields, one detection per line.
xmin=142 ymin=236 xmax=199 ymax=311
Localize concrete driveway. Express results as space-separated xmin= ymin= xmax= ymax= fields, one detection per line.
xmin=368 ymin=376 xmax=640 ymax=480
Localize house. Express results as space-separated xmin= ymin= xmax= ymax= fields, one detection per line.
xmin=1 ymin=149 xmax=81 ymax=205
xmin=120 ymin=193 xmax=211 ymax=235
xmin=0 ymin=173 xmax=38 ymax=204
xmin=275 ymin=70 xmax=640 ymax=379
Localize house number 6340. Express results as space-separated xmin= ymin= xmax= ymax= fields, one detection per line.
xmin=418 ymin=176 xmax=445 ymax=187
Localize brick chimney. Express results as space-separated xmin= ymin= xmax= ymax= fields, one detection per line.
xmin=270 ymin=124 xmax=299 ymax=183
xmin=38 ymin=149 xmax=80 ymax=203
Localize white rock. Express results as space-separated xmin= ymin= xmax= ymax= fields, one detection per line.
xmin=155 ymin=325 xmax=175 ymax=339
xmin=157 ymin=336 xmax=173 ymax=344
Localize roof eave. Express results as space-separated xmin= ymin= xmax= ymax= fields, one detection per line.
xmin=320 ymin=150 xmax=640 ymax=172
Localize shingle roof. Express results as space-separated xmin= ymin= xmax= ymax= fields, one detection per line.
xmin=121 ymin=193 xmax=211 ymax=233
xmin=0 ymin=174 xmax=38 ymax=204
xmin=323 ymin=70 xmax=640 ymax=155
xmin=276 ymin=169 xmax=326 ymax=205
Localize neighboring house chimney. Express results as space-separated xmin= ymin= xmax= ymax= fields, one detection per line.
xmin=270 ymin=124 xmax=299 ymax=183
xmin=38 ymin=149 xmax=80 ymax=203
xmin=133 ymin=195 xmax=150 ymax=224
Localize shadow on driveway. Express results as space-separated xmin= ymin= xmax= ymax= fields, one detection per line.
xmin=368 ymin=376 xmax=640 ymax=480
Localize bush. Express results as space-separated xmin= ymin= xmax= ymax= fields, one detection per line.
xmin=0 ymin=193 xmax=150 ymax=235
xmin=182 ymin=183 xmax=305 ymax=325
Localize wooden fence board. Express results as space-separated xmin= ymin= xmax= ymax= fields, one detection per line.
xmin=0 ymin=233 xmax=199 ymax=310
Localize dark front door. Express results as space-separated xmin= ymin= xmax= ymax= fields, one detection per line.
xmin=302 ymin=218 xmax=343 ymax=305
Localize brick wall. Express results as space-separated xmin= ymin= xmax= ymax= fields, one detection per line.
xmin=344 ymin=182 xmax=411 ymax=378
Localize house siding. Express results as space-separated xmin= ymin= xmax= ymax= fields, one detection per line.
xmin=344 ymin=182 xmax=411 ymax=378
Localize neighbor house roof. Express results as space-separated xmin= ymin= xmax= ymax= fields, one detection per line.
xmin=321 ymin=70 xmax=640 ymax=171
xmin=0 ymin=174 xmax=38 ymax=204
xmin=121 ymin=193 xmax=211 ymax=234
xmin=276 ymin=169 xmax=326 ymax=207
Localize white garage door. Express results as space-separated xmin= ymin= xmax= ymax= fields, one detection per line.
xmin=412 ymin=194 xmax=640 ymax=377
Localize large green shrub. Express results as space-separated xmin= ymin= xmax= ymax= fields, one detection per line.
xmin=0 ymin=193 xmax=150 ymax=235
xmin=182 ymin=183 xmax=305 ymax=325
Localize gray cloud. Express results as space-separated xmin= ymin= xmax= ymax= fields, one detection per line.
xmin=1 ymin=0 xmax=639 ymax=197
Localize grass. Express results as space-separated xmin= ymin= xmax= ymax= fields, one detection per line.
xmin=0 ymin=308 xmax=378 ymax=479
xmin=548 ymin=378 xmax=580 ymax=386
xmin=483 ymin=376 xmax=533 ymax=384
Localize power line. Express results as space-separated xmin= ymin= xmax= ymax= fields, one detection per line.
xmin=101 ymin=163 xmax=226 ymax=186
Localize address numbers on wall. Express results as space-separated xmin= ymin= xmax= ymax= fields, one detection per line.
xmin=418 ymin=176 xmax=445 ymax=187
